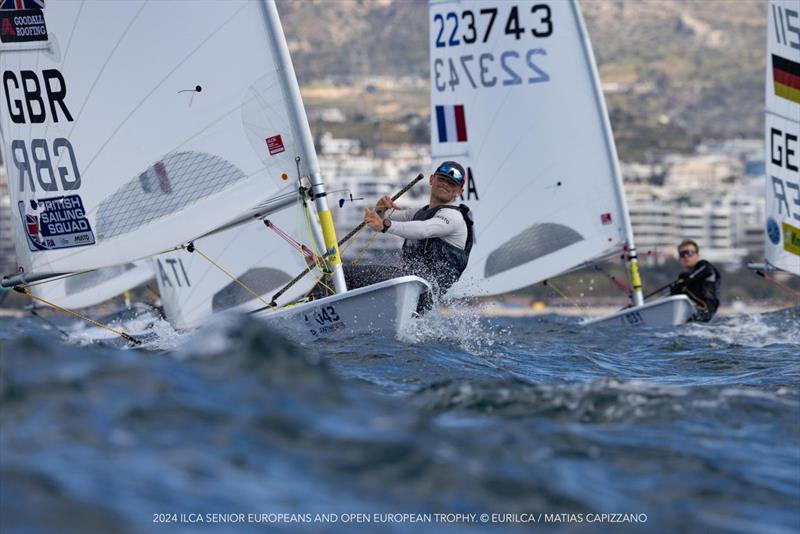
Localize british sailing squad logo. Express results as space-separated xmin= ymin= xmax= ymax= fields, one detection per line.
xmin=19 ymin=196 xmax=96 ymax=251
xmin=0 ymin=0 xmax=47 ymax=44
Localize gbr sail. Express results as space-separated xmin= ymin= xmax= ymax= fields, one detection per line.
xmin=765 ymin=0 xmax=800 ymax=276
xmin=0 ymin=1 xmax=309 ymax=279
xmin=430 ymin=0 xmax=635 ymax=298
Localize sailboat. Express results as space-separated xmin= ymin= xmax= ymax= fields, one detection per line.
xmin=760 ymin=0 xmax=800 ymax=278
xmin=428 ymin=0 xmax=694 ymax=327
xmin=0 ymin=0 xmax=428 ymax=341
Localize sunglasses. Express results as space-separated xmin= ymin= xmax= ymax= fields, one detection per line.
xmin=434 ymin=174 xmax=461 ymax=186
xmin=435 ymin=164 xmax=464 ymax=183
xmin=679 ymin=250 xmax=696 ymax=258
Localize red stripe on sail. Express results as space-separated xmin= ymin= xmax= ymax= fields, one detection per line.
xmin=774 ymin=67 xmax=800 ymax=90
xmin=454 ymin=105 xmax=467 ymax=142
xmin=154 ymin=161 xmax=172 ymax=193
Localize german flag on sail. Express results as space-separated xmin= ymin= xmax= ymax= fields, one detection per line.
xmin=773 ymin=54 xmax=800 ymax=104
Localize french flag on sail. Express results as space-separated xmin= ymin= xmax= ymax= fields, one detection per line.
xmin=435 ymin=104 xmax=468 ymax=143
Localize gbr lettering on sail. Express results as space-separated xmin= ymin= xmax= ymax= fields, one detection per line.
xmin=4 ymin=69 xmax=78 ymax=191
xmin=2 ymin=66 xmax=95 ymax=251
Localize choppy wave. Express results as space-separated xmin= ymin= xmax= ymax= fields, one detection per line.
xmin=1 ymin=307 xmax=798 ymax=533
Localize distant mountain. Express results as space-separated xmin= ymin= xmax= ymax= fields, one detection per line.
xmin=277 ymin=0 xmax=766 ymax=157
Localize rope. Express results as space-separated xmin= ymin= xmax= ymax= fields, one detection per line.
xmin=339 ymin=223 xmax=367 ymax=256
xmin=684 ymin=288 xmax=708 ymax=310
xmin=592 ymin=263 xmax=632 ymax=295
xmin=542 ymin=279 xmax=588 ymax=316
xmin=756 ymin=270 xmax=800 ymax=299
xmin=348 ymin=207 xmax=395 ymax=266
xmin=20 ymin=269 xmax=94 ymax=288
xmin=264 ymin=219 xmax=319 ymax=266
xmin=184 ymin=243 xmax=275 ymax=310
xmin=13 ymin=286 xmax=141 ymax=345
xmin=30 ymin=308 xmax=71 ymax=338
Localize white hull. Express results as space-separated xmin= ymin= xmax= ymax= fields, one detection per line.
xmin=250 ymin=276 xmax=431 ymax=340
xmin=582 ymin=295 xmax=696 ymax=328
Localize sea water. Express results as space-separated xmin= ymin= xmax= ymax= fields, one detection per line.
xmin=1 ymin=307 xmax=798 ymax=533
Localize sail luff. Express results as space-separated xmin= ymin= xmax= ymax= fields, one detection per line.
xmin=764 ymin=0 xmax=800 ymax=277
xmin=571 ymin=0 xmax=643 ymax=305
xmin=259 ymin=0 xmax=347 ymax=293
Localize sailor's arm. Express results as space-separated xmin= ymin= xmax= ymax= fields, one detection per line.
xmin=363 ymin=207 xmax=460 ymax=240
xmin=687 ymin=262 xmax=713 ymax=281
xmin=384 ymin=216 xmax=452 ymax=240
xmin=377 ymin=195 xmax=414 ymax=222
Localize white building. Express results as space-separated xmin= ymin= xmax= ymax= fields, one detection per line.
xmin=625 ymin=181 xmax=765 ymax=269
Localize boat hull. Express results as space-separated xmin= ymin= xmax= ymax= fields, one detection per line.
xmin=250 ymin=275 xmax=430 ymax=340
xmin=582 ymin=295 xmax=696 ymax=328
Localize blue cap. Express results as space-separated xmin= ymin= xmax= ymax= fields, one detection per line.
xmin=434 ymin=161 xmax=465 ymax=186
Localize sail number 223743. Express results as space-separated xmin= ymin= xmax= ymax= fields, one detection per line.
xmin=431 ymin=4 xmax=553 ymax=93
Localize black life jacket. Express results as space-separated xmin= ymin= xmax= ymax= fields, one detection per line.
xmin=400 ymin=204 xmax=474 ymax=294
xmin=673 ymin=260 xmax=721 ymax=315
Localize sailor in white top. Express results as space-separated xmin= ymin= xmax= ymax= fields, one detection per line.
xmin=363 ymin=161 xmax=474 ymax=296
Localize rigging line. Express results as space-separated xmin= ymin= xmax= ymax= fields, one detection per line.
xmin=683 ymin=288 xmax=708 ymax=310
xmin=13 ymin=286 xmax=141 ymax=345
xmin=77 ymin=2 xmax=249 ymax=177
xmin=756 ymin=270 xmax=800 ymax=299
xmin=592 ymin=263 xmax=632 ymax=295
xmin=20 ymin=269 xmax=97 ymax=288
xmin=185 ymin=243 xmax=274 ymax=310
xmin=339 ymin=224 xmax=367 ymax=255
xmin=542 ymin=279 xmax=588 ymax=317
xmin=349 ymin=229 xmax=381 ymax=266
xmin=30 ymin=308 xmax=71 ymax=339
xmin=348 ymin=207 xmax=395 ymax=266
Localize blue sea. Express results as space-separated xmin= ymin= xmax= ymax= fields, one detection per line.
xmin=1 ymin=306 xmax=798 ymax=533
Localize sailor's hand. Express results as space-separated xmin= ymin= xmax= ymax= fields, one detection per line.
xmin=376 ymin=195 xmax=399 ymax=211
xmin=364 ymin=208 xmax=383 ymax=231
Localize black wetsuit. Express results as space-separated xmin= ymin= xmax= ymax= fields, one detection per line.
xmin=669 ymin=259 xmax=721 ymax=322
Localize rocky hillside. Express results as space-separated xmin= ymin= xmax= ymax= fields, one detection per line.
xmin=277 ymin=0 xmax=766 ymax=158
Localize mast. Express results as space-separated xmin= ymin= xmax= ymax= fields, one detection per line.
xmin=572 ymin=0 xmax=644 ymax=306
xmin=260 ymin=0 xmax=347 ymax=294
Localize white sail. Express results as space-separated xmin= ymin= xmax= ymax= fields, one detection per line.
xmin=153 ymin=202 xmax=309 ymax=331
xmin=0 ymin=1 xmax=309 ymax=279
xmin=765 ymin=0 xmax=800 ymax=276
xmin=30 ymin=260 xmax=154 ymax=310
xmin=429 ymin=0 xmax=634 ymax=298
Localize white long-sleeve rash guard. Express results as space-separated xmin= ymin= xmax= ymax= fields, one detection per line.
xmin=385 ymin=204 xmax=468 ymax=249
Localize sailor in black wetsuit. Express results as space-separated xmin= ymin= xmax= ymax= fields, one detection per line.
xmin=360 ymin=161 xmax=474 ymax=308
xmin=669 ymin=239 xmax=721 ymax=322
